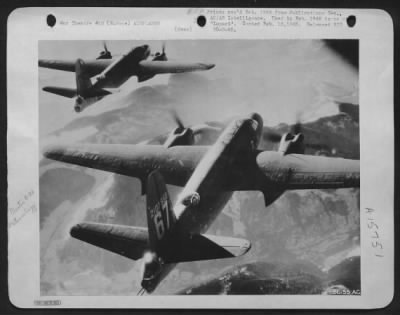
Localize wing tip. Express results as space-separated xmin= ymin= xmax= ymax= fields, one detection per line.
xmin=238 ymin=239 xmax=252 ymax=256
xmin=42 ymin=144 xmax=68 ymax=160
xmin=70 ymin=223 xmax=81 ymax=238
xmin=42 ymin=86 xmax=54 ymax=93
xmin=203 ymin=63 xmax=215 ymax=70
xmin=224 ymin=239 xmax=251 ymax=257
xmin=69 ymin=222 xmax=103 ymax=238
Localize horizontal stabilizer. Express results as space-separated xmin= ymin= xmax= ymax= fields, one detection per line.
xmin=202 ymin=234 xmax=252 ymax=257
xmin=43 ymin=86 xmax=77 ymax=98
xmin=163 ymin=234 xmax=251 ymax=263
xmin=70 ymin=222 xmax=149 ymax=260
xmin=86 ymin=88 xmax=114 ymax=98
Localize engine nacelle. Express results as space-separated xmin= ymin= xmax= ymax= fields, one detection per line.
xmin=74 ymin=96 xmax=85 ymax=112
xmin=164 ymin=127 xmax=195 ymax=148
xmin=180 ymin=191 xmax=200 ymax=207
xmin=74 ymin=95 xmax=104 ymax=113
xmin=278 ymin=133 xmax=304 ymax=155
xmin=141 ymin=252 xmax=165 ymax=293
xmin=152 ymin=52 xmax=167 ymax=62
xmin=142 ymin=252 xmax=163 ymax=279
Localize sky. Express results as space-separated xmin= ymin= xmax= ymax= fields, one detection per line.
xmin=39 ymin=39 xmax=358 ymax=137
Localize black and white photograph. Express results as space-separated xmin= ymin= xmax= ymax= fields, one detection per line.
xmin=38 ymin=39 xmax=360 ymax=295
xmin=7 ymin=8 xmax=393 ymax=309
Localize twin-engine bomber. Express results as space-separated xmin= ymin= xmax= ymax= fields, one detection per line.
xmin=43 ymin=112 xmax=360 ymax=294
xmin=39 ymin=42 xmax=215 ymax=112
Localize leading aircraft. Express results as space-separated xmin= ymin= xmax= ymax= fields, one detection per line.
xmin=43 ymin=112 xmax=360 ymax=294
xmin=39 ymin=42 xmax=215 ymax=112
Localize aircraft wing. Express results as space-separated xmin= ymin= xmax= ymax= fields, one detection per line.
xmin=39 ymin=59 xmax=76 ymax=72
xmin=44 ymin=142 xmax=359 ymax=197
xmin=70 ymin=222 xmax=149 ymax=260
xmin=43 ymin=143 xmax=208 ymax=190
xmin=39 ymin=59 xmax=112 ymax=77
xmin=138 ymin=60 xmax=215 ymax=75
xmin=255 ymin=151 xmax=360 ymax=189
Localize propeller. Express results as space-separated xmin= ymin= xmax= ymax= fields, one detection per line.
xmin=292 ymin=120 xmax=302 ymax=135
xmin=161 ymin=42 xmax=166 ymax=55
xmin=263 ymin=113 xmax=304 ymax=143
xmin=163 ymin=110 xmax=225 ymax=147
xmin=151 ymin=42 xmax=167 ymax=61
xmin=96 ymin=41 xmax=112 ymax=60
xmin=171 ymin=109 xmax=185 ymax=132
xmin=170 ymin=110 xmax=222 ymax=136
xmin=260 ymin=112 xmax=304 ymax=154
xmin=262 ymin=117 xmax=339 ymax=156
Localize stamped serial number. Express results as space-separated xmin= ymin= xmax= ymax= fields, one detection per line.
xmin=34 ymin=300 xmax=61 ymax=306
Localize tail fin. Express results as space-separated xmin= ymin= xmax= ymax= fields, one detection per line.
xmin=75 ymin=58 xmax=92 ymax=95
xmin=146 ymin=170 xmax=176 ymax=255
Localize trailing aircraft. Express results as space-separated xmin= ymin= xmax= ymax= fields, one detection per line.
xmin=42 ymin=58 xmax=120 ymax=113
xmin=39 ymin=42 xmax=215 ymax=112
xmin=43 ymin=112 xmax=360 ymax=294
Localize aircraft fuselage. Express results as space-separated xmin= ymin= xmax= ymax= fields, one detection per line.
xmin=175 ymin=113 xmax=263 ymax=234
xmin=94 ymin=45 xmax=151 ymax=88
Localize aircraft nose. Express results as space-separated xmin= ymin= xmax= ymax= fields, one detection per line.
xmin=248 ymin=113 xmax=263 ymax=128
xmin=70 ymin=224 xmax=81 ymax=237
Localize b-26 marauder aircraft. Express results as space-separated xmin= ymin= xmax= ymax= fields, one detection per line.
xmin=39 ymin=42 xmax=215 ymax=112
xmin=43 ymin=112 xmax=360 ymax=294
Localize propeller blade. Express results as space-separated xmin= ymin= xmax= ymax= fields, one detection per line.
xmin=291 ymin=112 xmax=304 ymax=134
xmin=103 ymin=41 xmax=109 ymax=53
xmin=292 ymin=121 xmax=302 ymax=135
xmin=162 ymin=42 xmax=166 ymax=54
xmin=171 ymin=109 xmax=185 ymax=130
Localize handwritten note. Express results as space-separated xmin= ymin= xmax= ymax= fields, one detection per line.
xmin=365 ymin=207 xmax=384 ymax=258
xmin=8 ymin=189 xmax=36 ymax=228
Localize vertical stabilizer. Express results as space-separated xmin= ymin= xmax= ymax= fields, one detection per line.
xmin=75 ymin=58 xmax=92 ymax=96
xmin=146 ymin=170 xmax=176 ymax=255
